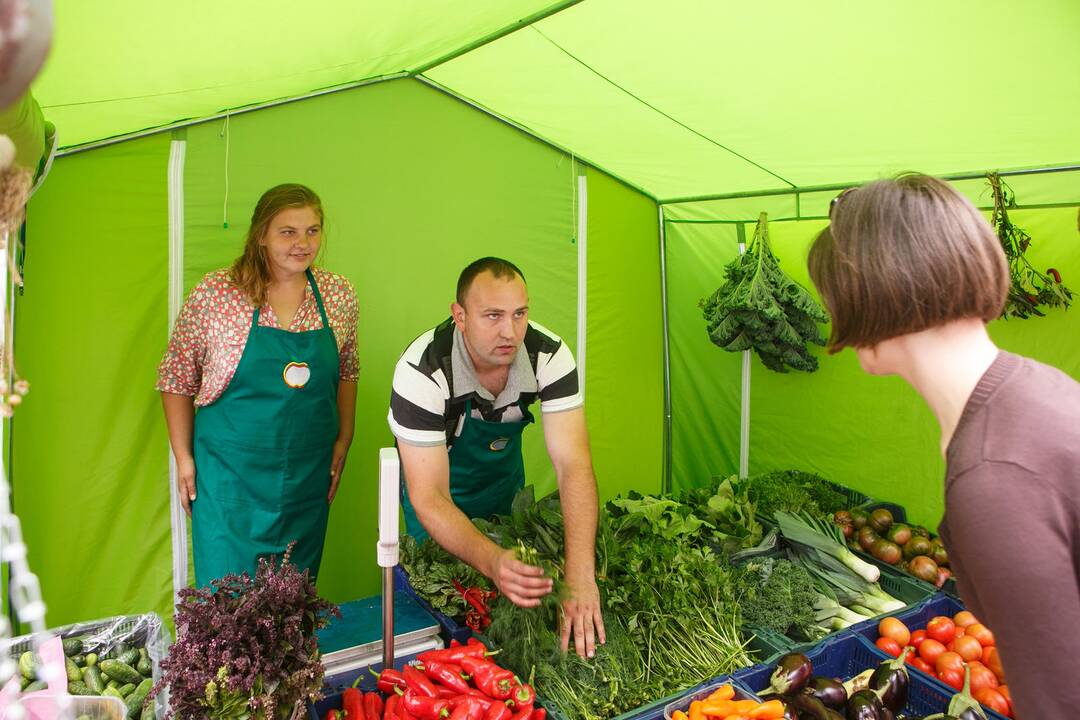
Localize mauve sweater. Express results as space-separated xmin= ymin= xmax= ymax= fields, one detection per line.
xmin=938 ymin=351 xmax=1080 ymax=719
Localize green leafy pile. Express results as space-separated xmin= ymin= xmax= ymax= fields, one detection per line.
xmin=677 ymin=476 xmax=763 ymax=556
xmin=399 ymin=535 xmax=492 ymax=620
xmin=735 ymin=556 xmax=821 ymax=642
xmin=700 ymin=212 xmax=829 ymax=372
xmin=740 ymin=469 xmax=848 ymax=519
xmin=988 ymin=172 xmax=1072 ymax=319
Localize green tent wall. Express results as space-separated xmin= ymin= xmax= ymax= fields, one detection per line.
xmin=8 ymin=0 xmax=1080 ymax=629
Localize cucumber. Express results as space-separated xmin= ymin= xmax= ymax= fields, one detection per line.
xmin=67 ymin=681 xmax=96 ymax=696
xmin=136 ymin=649 xmax=152 ymax=677
xmin=24 ymin=680 xmax=47 ymax=693
xmin=103 ymin=686 xmax=125 ymax=699
xmin=18 ymin=651 xmax=36 ymax=680
xmin=66 ymin=656 xmax=83 ymax=682
xmin=85 ymin=652 xmax=99 ymax=667
xmin=117 ymin=683 xmax=136 ymax=697
xmin=83 ymin=666 xmax=106 ymax=694
xmin=63 ymin=638 xmax=84 ymax=657
xmin=72 ymin=653 xmax=87 ymax=667
xmin=19 ymin=676 xmax=30 ymax=690
xmin=117 ymin=649 xmax=140 ymax=666
xmin=139 ymin=702 xmax=155 ymax=720
xmin=107 ymin=679 xmax=120 ymax=690
xmin=100 ymin=659 xmax=143 ymax=685
xmin=109 ymin=643 xmax=132 ymax=660
xmin=124 ymin=678 xmax=153 ymax=718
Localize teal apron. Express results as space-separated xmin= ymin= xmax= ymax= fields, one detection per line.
xmin=403 ymin=398 xmax=535 ymax=540
xmin=192 ymin=269 xmax=339 ymax=586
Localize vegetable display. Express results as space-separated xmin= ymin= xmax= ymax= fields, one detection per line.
xmin=700 ymin=212 xmax=829 ymax=373
xmin=669 ymin=684 xmax=787 ymax=720
xmin=17 ymin=640 xmax=155 ymax=719
xmin=836 ymin=509 xmax=953 ymax=589
xmin=740 ymin=471 xmax=849 ymax=521
xmin=871 ymin=612 xmax=1009 ymax=717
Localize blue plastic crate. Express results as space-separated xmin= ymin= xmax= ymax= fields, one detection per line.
xmin=393 ymin=565 xmax=473 ymax=645
xmin=851 ymin=594 xmax=1009 ymax=720
xmin=733 ymin=631 xmax=961 ymax=718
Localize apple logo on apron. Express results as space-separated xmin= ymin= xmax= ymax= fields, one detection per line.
xmin=283 ymin=361 xmax=311 ymax=389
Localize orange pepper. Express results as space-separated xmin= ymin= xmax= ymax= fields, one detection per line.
xmin=672 ymin=712 xmax=689 ymax=720
xmin=706 ymin=685 xmax=736 ymax=702
xmin=701 ymin=700 xmax=735 ymax=717
xmin=689 ymin=700 xmax=706 ymax=720
xmin=721 ymin=715 xmax=749 ymax=720
xmin=731 ymin=700 xmax=760 ymax=713
xmin=748 ymin=700 xmax=787 ymax=719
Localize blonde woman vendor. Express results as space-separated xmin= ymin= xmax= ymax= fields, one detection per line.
xmin=157 ymin=184 xmax=359 ymax=585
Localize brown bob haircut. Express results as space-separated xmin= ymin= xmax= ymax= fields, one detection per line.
xmin=808 ymin=173 xmax=1008 ymax=352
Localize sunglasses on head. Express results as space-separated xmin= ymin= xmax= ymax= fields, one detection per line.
xmin=829 ymin=187 xmax=858 ymax=219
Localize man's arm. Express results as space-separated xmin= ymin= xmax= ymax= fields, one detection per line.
xmin=399 ymin=442 xmax=552 ymax=607
xmin=542 ymin=406 xmax=605 ymax=657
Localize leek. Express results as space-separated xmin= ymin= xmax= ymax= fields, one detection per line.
xmin=775 ymin=511 xmax=881 ymax=582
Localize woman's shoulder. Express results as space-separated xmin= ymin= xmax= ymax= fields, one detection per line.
xmin=313 ymin=267 xmax=357 ymax=297
xmin=185 ymin=269 xmax=246 ymax=307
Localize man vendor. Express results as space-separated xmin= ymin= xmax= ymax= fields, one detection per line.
xmin=388 ymin=257 xmax=604 ymax=658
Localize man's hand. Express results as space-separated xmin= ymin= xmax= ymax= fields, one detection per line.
xmin=490 ymin=548 xmax=553 ymax=608
xmin=560 ymin=573 xmax=606 ymax=658
xmin=328 ymin=438 xmax=350 ymax=503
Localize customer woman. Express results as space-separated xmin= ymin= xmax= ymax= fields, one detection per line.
xmin=157 ymin=183 xmax=359 ymax=585
xmin=807 ymin=173 xmax=1080 ymax=719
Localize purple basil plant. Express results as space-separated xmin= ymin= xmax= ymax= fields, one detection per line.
xmin=151 ymin=544 xmax=340 ymax=719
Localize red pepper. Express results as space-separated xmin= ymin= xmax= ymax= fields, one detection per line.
xmin=417 ymin=645 xmax=489 ymax=665
xmin=448 ymin=698 xmax=479 ymax=720
xmin=384 ymin=695 xmax=401 ymax=720
xmin=422 ymin=661 xmax=471 ymax=694
xmin=435 ymin=687 xmax=458 ymax=700
xmin=460 ymin=658 xmax=513 ymax=701
xmin=507 ymin=683 xmax=534 ymax=709
xmin=484 ymin=701 xmax=512 ymax=720
xmin=450 ymin=689 xmax=494 ymax=713
xmin=365 ymin=692 xmax=384 ymax=719
xmin=403 ymin=665 xmax=439 ymax=699
xmin=508 ymin=709 xmax=531 ymax=720
xmin=402 ymin=690 xmax=450 ymax=720
xmin=344 ymin=687 xmax=368 ymax=720
xmin=326 ymin=711 xmax=340 ymax=720
xmin=529 ymin=710 xmax=546 ymax=720
xmin=450 ymin=640 xmax=461 ymax=647
xmin=371 ymin=668 xmax=408 ymax=695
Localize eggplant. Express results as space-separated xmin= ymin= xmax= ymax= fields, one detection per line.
xmin=789 ymin=692 xmax=836 ymax=720
xmin=807 ymin=676 xmax=848 ymax=710
xmin=846 ymin=689 xmax=885 ymax=720
xmin=869 ymin=647 xmax=912 ymax=712
xmin=770 ymin=652 xmax=813 ymax=694
xmin=881 ymin=709 xmax=896 ymax=720
xmin=945 ymin=666 xmax=988 ymax=720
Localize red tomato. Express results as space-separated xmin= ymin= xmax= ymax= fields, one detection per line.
xmin=876 ymin=637 xmax=902 ymax=657
xmin=911 ymin=657 xmax=934 ymax=676
xmin=953 ymin=610 xmax=978 ymax=627
xmin=953 ymin=626 xmax=966 ymax=638
xmin=973 ymin=688 xmax=1011 ymax=716
xmin=953 ymin=635 xmax=984 ymax=662
xmin=878 ymin=617 xmax=911 ymax=647
xmin=966 ymin=623 xmax=995 ymax=647
xmin=910 ymin=629 xmax=927 ymax=646
xmin=968 ymin=662 xmax=1000 ymax=693
xmin=938 ymin=667 xmax=964 ymax=691
xmin=983 ymin=647 xmax=1006 ymax=682
xmin=919 ymin=638 xmax=947 ymax=665
xmin=998 ymin=685 xmax=1012 ymax=710
xmin=935 ymin=651 xmax=964 ymax=676
xmin=926 ymin=616 xmax=956 ymax=645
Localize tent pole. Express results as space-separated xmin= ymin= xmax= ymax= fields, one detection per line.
xmin=575 ymin=167 xmax=588 ymax=398
xmin=167 ymin=131 xmax=189 ymax=601
xmin=660 ymin=163 xmax=1080 ymax=206
xmin=736 ymin=224 xmax=750 ymax=480
xmin=658 ymin=206 xmax=672 ymax=494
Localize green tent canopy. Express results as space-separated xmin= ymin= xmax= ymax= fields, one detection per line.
xmin=10 ymin=0 xmax=1080 ymax=630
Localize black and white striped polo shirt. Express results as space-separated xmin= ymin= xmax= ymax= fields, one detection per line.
xmin=387 ymin=317 xmax=583 ymax=448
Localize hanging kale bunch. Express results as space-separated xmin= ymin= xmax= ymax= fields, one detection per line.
xmin=988 ymin=172 xmax=1072 ymax=318
xmin=700 ymin=212 xmax=829 ymax=372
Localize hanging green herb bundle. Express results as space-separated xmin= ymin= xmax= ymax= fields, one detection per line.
xmin=988 ymin=172 xmax=1072 ymax=318
xmin=700 ymin=212 xmax=829 ymax=372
